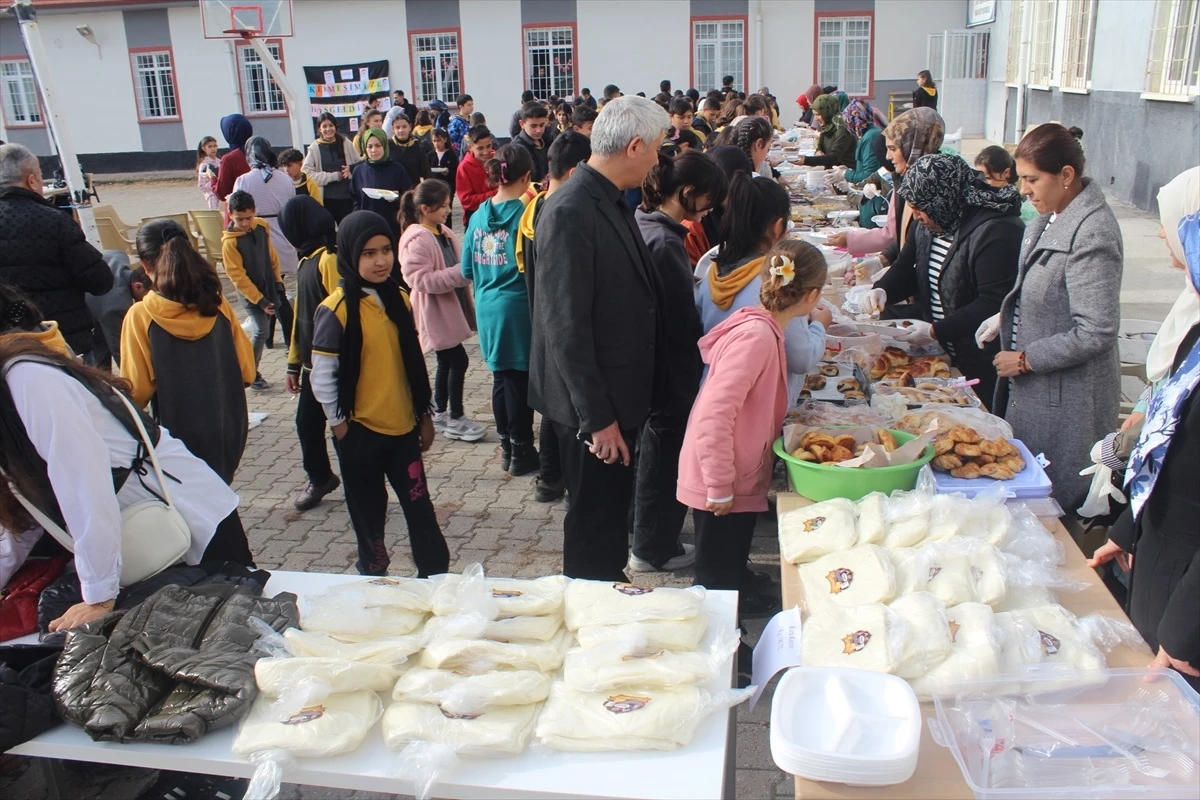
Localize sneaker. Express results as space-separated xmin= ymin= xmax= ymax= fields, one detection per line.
xmin=443 ymin=415 xmax=487 ymax=442
xmin=534 ymin=476 xmax=566 ymax=503
xmin=431 ymin=411 xmax=449 ymax=434
xmin=293 ymin=474 xmax=340 ymax=511
xmin=250 ymin=373 xmax=268 ymax=391
xmin=627 ymin=542 xmax=696 ymax=573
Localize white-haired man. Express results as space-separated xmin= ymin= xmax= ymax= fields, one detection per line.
xmin=529 ymin=95 xmax=669 ymax=581
xmin=0 ymin=143 xmax=111 ymax=355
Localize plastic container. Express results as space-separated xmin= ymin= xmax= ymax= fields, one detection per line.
xmin=871 ymin=214 xmax=889 ymax=227
xmin=933 ymin=440 xmax=1052 ymax=500
xmin=928 ymin=667 xmax=1200 ymax=799
xmin=774 ymin=430 xmax=936 ymax=502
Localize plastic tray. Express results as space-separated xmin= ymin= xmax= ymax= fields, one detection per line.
xmin=928 ymin=667 xmax=1200 ymax=800
xmin=933 ymin=439 xmax=1052 ymax=499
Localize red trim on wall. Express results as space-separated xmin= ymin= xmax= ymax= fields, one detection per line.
xmin=688 ymin=14 xmax=750 ymax=93
xmin=519 ymin=21 xmax=579 ymax=99
xmin=812 ymin=10 xmax=876 ymax=98
xmin=0 ymin=55 xmax=46 ymax=129
xmin=127 ymin=45 xmax=184 ymax=124
xmin=235 ymin=38 xmax=289 ymax=118
xmin=407 ymin=27 xmax=466 ymax=106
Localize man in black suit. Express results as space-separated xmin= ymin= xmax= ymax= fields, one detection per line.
xmin=529 ymin=96 xmax=670 ymax=581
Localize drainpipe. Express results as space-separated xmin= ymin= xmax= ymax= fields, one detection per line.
xmin=1014 ymin=0 xmax=1033 ymax=143
xmin=754 ymin=0 xmax=763 ymax=92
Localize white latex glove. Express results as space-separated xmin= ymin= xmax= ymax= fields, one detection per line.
xmin=975 ymin=313 xmax=1001 ymax=348
xmin=1077 ymin=462 xmax=1126 ymax=518
xmin=892 ymin=320 xmax=935 ymax=347
xmin=863 ymin=288 xmax=888 ymax=316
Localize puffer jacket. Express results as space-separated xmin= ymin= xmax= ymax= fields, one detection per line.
xmin=54 ymin=583 xmax=298 ymax=744
xmin=0 ymin=185 xmax=113 ymax=354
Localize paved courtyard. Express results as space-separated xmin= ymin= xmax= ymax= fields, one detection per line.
xmin=1 ymin=171 xmax=1175 ymax=799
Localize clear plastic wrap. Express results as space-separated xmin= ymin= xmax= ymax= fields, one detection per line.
xmin=1001 ymin=605 xmax=1107 ymax=679
xmin=392 ymin=667 xmax=552 ymax=712
xmin=883 ymin=488 xmax=937 ymax=548
xmin=1076 ymin=613 xmax=1151 ymax=657
xmin=798 ymin=545 xmax=898 ymax=614
xmin=778 ymin=497 xmax=858 ymax=564
xmin=888 ymin=539 xmax=1008 ymax=608
xmin=300 ymin=597 xmax=426 ymax=639
xmin=785 ymin=400 xmax=897 ymax=428
xmin=382 ymin=700 xmax=540 ymax=755
xmin=244 ymin=749 xmax=293 ymax=800
xmin=908 ymin=602 xmax=1003 ymax=700
xmin=561 ymin=628 xmax=741 ymax=692
xmin=534 ymin=682 xmax=754 ymax=752
xmin=388 ymin=741 xmax=459 ymax=800
xmin=431 ymin=568 xmax=566 ymax=618
xmin=801 ymin=603 xmax=908 ymax=674
xmin=872 ymin=378 xmax=983 ymax=409
xmin=892 ymin=406 xmax=1014 ymax=442
xmin=281 ymin=628 xmax=423 ymax=664
xmin=889 ymin=592 xmax=953 ymax=679
xmin=999 ymin=505 xmax=1066 ymax=566
xmin=574 ymin=613 xmax=710 ymax=652
xmin=420 ymin=628 xmax=572 ymax=673
xmin=254 ymin=657 xmax=396 ymax=711
xmin=424 ymin=610 xmax=564 ymax=643
xmin=563 ymin=580 xmax=705 ymax=630
xmin=854 ymin=491 xmax=889 ymax=545
xmin=312 ymin=576 xmax=433 ymax=612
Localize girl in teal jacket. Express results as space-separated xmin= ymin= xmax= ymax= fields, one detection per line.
xmin=841 ymin=99 xmax=883 ymax=184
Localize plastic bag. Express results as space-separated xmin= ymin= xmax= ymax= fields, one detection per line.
xmin=842 ymin=284 xmax=877 ymax=317
xmin=534 ymin=682 xmax=754 ymax=752
xmin=562 ymin=628 xmax=741 ymax=692
xmin=421 ymin=628 xmax=572 ymax=673
xmin=301 ymin=596 xmax=426 ymax=640
xmin=872 ymin=378 xmax=983 ymax=409
xmin=798 ymin=545 xmax=898 ymax=614
xmin=893 ymin=406 xmax=1014 ymax=442
xmin=431 ymin=567 xmax=566 ymax=618
xmin=778 ymin=497 xmax=858 ymax=564
xmin=393 ymin=667 xmax=552 ymax=712
xmin=785 ymin=400 xmax=896 ymax=428
xmin=909 ymin=602 xmax=1004 ymax=700
xmin=388 ymin=741 xmax=459 ymax=800
xmin=424 ymin=610 xmax=564 ymax=643
xmin=575 ymin=613 xmax=710 ymax=652
xmin=281 ymin=628 xmax=423 ymax=664
xmin=563 ymin=580 xmax=705 ymax=630
xmin=854 ymin=491 xmax=889 ymax=545
xmin=883 ymin=487 xmax=937 ymax=548
xmin=243 ymin=749 xmax=293 ymax=800
xmin=1000 ymin=504 xmax=1066 ymax=565
xmin=254 ymin=657 xmax=396 ymax=712
xmin=889 ymin=592 xmax=953 ymax=679
xmin=801 ymin=603 xmax=908 ymax=674
xmin=382 ymin=700 xmax=540 ymax=755
xmin=1077 ymin=613 xmax=1151 ymax=657
xmin=314 ymin=576 xmax=433 ymax=612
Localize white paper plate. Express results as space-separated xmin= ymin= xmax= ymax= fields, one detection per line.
xmin=871 ymin=214 xmax=888 ymax=227
xmin=362 ymin=187 xmax=399 ymax=201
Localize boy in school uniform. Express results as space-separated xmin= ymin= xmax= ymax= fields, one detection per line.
xmin=221 ymin=190 xmax=283 ymax=390
xmin=280 ymin=148 xmax=322 ymax=204
xmin=513 ymin=102 xmax=552 ymax=185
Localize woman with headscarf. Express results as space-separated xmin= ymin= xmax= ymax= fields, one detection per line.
xmin=303 ymin=112 xmax=361 ymax=224
xmin=840 ymin=99 xmax=883 ymax=184
xmin=862 ymin=154 xmax=1022 ymax=407
xmin=350 ymin=128 xmax=413 ymax=242
xmin=309 ymin=210 xmax=447 ymax=577
xmin=794 ymin=94 xmax=855 ymax=169
xmin=233 ymin=136 xmax=299 ymax=277
xmin=1089 ymin=196 xmax=1200 ymax=690
xmin=795 ymin=84 xmax=821 ymax=127
xmin=834 ymin=91 xmax=850 ymax=112
xmin=215 ymin=113 xmax=252 ymax=205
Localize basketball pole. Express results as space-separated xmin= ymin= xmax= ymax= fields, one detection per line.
xmin=238 ymin=32 xmax=308 ymax=149
xmin=10 ymin=0 xmax=100 ymax=248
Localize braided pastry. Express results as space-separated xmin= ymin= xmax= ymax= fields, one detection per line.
xmin=932 ymin=454 xmax=963 ymax=471
xmin=954 ymin=442 xmax=983 ymax=458
xmin=950 ymin=463 xmax=982 ymax=479
xmin=933 ymin=436 xmax=956 ymax=455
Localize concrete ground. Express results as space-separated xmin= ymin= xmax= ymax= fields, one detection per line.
xmin=1 ymin=172 xmax=1178 ymax=800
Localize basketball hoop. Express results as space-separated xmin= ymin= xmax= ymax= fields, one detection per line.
xmin=201 ymin=0 xmax=293 ymax=40
xmin=223 ymin=28 xmax=259 ymax=40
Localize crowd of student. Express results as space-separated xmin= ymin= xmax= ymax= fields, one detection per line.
xmin=0 ymin=71 xmax=1196 ymax=684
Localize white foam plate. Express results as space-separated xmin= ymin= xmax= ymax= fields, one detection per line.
xmin=362 ymin=187 xmax=399 ymax=201
xmin=871 ymin=214 xmax=888 ymax=227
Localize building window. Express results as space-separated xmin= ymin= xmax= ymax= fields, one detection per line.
xmin=1059 ymin=0 xmax=1096 ymax=90
xmin=816 ymin=15 xmax=873 ymax=96
xmin=1027 ymin=0 xmax=1057 ymax=86
xmin=1146 ymin=0 xmax=1200 ymax=96
xmin=692 ymin=18 xmax=744 ymax=93
xmin=1005 ymin=0 xmax=1025 ymax=84
xmin=238 ymin=41 xmax=287 ymax=116
xmin=411 ymin=32 xmax=461 ymax=104
xmin=1 ymin=59 xmax=42 ymax=126
xmin=131 ymin=50 xmax=179 ymax=120
xmin=524 ymin=25 xmax=575 ymax=99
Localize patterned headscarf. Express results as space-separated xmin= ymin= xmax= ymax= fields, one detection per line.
xmin=842 ymin=99 xmax=876 ymax=139
xmin=897 ymin=154 xmax=1021 ymax=235
xmin=884 ymin=107 xmax=945 ymax=165
xmin=811 ymin=94 xmax=843 ymax=133
xmin=834 ymin=91 xmax=850 ymax=112
xmin=244 ymin=135 xmax=276 ymax=181
xmin=796 ymin=84 xmax=822 ymax=109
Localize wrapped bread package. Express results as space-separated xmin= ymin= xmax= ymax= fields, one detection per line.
xmin=382 ymin=701 xmax=540 ymax=755
xmin=779 ymin=497 xmax=858 ymax=564
xmin=854 ymin=492 xmax=889 ymax=545
xmin=233 ymin=690 xmax=382 ymax=757
xmin=421 ymin=628 xmax=572 ymax=673
xmin=424 ymin=611 xmax=564 ymax=643
xmin=282 ymin=629 xmax=423 ymax=664
xmin=889 ymin=592 xmax=954 ymax=679
xmin=431 ymin=574 xmax=566 ymax=618
xmin=393 ymin=667 xmax=552 ymax=710
xmin=575 ymin=614 xmax=709 ymax=652
xmin=797 ymin=545 xmax=897 ymax=614
xmin=254 ymin=657 xmax=397 ymax=697
xmin=536 ymin=683 xmax=707 ymax=752
xmin=301 ymin=602 xmax=426 ymax=640
xmin=909 ymin=602 xmax=1003 ymax=699
xmin=564 ymin=580 xmax=705 ymax=630
xmin=801 ymin=603 xmax=905 ymax=674
xmin=563 ymin=632 xmax=734 ymax=692
xmin=311 ymin=577 xmax=433 ymax=612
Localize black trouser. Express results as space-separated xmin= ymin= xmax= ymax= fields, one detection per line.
xmin=693 ymin=509 xmax=758 ymax=615
xmin=631 ymin=413 xmax=689 ymax=567
xmin=492 ymin=369 xmax=534 ymax=443
xmin=296 ymin=369 xmax=334 ymax=486
xmin=201 ymin=510 xmax=256 ymax=566
xmin=333 ymin=423 xmax=449 ymax=577
xmin=325 ymin=197 xmax=355 ymax=225
xmin=266 ymin=292 xmax=294 ymax=350
xmin=435 ymin=344 xmax=468 ymax=419
xmin=539 ymin=415 xmax=561 ymax=484
xmin=554 ymin=421 xmax=636 ymax=580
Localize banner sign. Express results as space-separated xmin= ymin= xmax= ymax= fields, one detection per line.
xmin=303 ymin=60 xmax=390 ymax=134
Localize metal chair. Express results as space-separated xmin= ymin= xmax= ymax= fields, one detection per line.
xmin=189 ymin=209 xmax=225 ymax=270
xmin=95 ymin=217 xmax=136 ymax=255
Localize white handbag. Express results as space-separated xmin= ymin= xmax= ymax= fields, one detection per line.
xmin=9 ymin=387 xmax=191 ymax=587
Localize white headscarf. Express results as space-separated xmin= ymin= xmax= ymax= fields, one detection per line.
xmin=1147 ymin=167 xmax=1200 ymax=383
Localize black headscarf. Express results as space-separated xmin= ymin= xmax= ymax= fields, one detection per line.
xmin=334 ymin=211 xmax=432 ymax=425
xmin=220 ymin=113 xmax=252 ymax=152
xmin=703 ymin=145 xmax=756 ymax=246
xmin=279 ymin=196 xmax=336 ymax=259
xmin=898 ymin=154 xmax=1021 ymax=235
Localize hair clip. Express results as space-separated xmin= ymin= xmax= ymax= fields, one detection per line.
xmin=769 ymin=254 xmax=795 ymax=286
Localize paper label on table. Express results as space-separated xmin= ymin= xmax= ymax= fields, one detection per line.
xmin=749 ymin=606 xmax=803 ymax=710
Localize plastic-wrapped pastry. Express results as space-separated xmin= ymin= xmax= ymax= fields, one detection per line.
xmin=421 ymin=628 xmax=572 ymax=673
xmin=575 ymin=614 xmax=709 ymax=652
xmin=535 ymin=682 xmax=706 ymax=751
xmin=923 ymin=548 xmax=976 ymax=607
xmin=564 ymin=580 xmax=704 ymax=630
xmin=254 ymin=657 xmax=397 ymax=697
xmin=909 ymin=602 xmax=1002 ymax=699
xmin=1004 ymin=605 xmax=1106 ymax=673
xmin=393 ymin=667 xmax=551 ymax=709
xmin=798 ymin=545 xmax=897 ymax=614
xmin=563 ymin=645 xmax=720 ymax=692
xmin=924 ymin=494 xmax=967 ymax=543
xmin=233 ymin=690 xmax=381 ymax=757
xmin=854 ymin=492 xmax=889 ymax=546
xmin=801 ymin=603 xmax=905 ymax=674
xmin=301 ymin=603 xmax=426 ymax=640
xmin=883 ymin=492 xmax=931 ymax=548
xmin=890 ymin=547 xmax=927 ymax=595
xmin=889 ymin=593 xmax=953 ymax=679
xmin=430 ymin=574 xmax=566 ymax=618
xmin=424 ymin=611 xmax=563 ymax=643
xmin=779 ymin=498 xmax=858 ymax=564
xmin=382 ymin=700 xmax=539 ymax=755
xmin=967 ymin=542 xmax=1007 ymax=607
xmin=310 ymin=577 xmax=433 ymax=612
xmin=992 ymin=585 xmax=1055 ymax=612
xmin=282 ymin=629 xmax=423 ymax=664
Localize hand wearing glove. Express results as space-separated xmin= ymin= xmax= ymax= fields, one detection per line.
xmin=863 ymin=288 xmax=888 ymax=317
xmin=892 ymin=319 xmax=936 ymax=346
xmin=975 ymin=313 xmax=1001 ymax=349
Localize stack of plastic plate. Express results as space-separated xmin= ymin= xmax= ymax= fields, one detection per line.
xmin=770 ymin=667 xmax=921 ymax=786
xmin=805 ymin=168 xmax=829 ymax=192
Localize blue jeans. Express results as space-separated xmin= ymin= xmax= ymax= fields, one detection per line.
xmin=242 ymin=299 xmax=269 ymax=368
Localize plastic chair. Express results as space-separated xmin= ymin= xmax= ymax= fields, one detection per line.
xmin=189 ymin=209 xmax=225 ymax=269
xmin=91 ymin=203 xmax=138 ymax=234
xmin=95 ymin=217 xmax=136 ymax=255
xmin=144 ymin=213 xmax=201 ymax=252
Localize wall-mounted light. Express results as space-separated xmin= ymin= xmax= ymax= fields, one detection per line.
xmin=76 ymin=24 xmax=101 ymax=57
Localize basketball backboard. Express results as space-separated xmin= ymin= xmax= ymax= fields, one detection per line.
xmin=201 ymin=0 xmax=294 ymax=38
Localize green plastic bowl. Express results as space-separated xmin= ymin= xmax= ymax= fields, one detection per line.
xmin=773 ymin=429 xmax=936 ymax=502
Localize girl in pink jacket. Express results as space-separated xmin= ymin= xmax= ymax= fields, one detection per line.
xmin=398 ymin=180 xmax=486 ymax=442
xmin=678 ymin=239 xmax=828 ymax=617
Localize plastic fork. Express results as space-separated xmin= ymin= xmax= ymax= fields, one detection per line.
xmin=1076 ymin=720 xmax=1170 ymax=778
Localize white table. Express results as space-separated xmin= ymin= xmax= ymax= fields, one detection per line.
xmin=7 ymin=571 xmax=739 ymax=800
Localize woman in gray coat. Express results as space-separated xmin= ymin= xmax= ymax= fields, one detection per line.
xmin=982 ymin=124 xmax=1122 ymax=510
